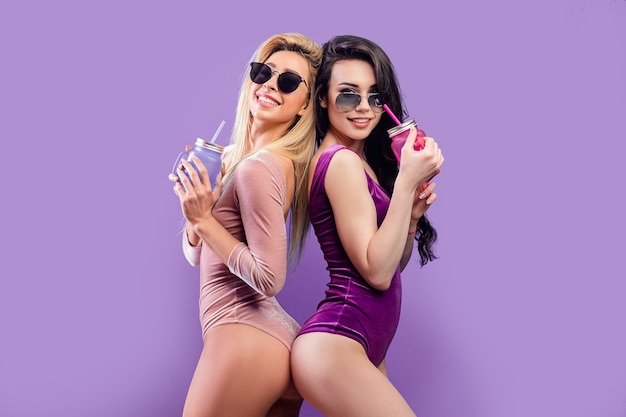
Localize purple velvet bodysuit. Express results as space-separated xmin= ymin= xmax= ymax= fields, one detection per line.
xmin=297 ymin=144 xmax=402 ymax=366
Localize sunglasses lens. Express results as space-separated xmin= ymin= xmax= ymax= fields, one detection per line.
xmin=336 ymin=93 xmax=384 ymax=112
xmin=250 ymin=62 xmax=304 ymax=93
xmin=277 ymin=73 xmax=303 ymax=93
xmin=336 ymin=93 xmax=361 ymax=112
xmin=250 ymin=62 xmax=272 ymax=84
xmin=368 ymin=95 xmax=384 ymax=112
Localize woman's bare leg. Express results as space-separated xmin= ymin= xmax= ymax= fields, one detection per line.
xmin=291 ymin=332 xmax=417 ymax=417
xmin=182 ymin=323 xmax=294 ymax=417
xmin=266 ymin=377 xmax=303 ymax=417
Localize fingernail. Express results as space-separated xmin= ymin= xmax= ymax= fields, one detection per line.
xmin=419 ymin=193 xmax=426 ymax=199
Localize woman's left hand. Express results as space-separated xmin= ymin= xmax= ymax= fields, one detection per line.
xmin=411 ymin=181 xmax=437 ymax=222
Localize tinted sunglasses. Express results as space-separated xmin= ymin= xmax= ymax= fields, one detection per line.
xmin=249 ymin=62 xmax=308 ymax=93
xmin=335 ymin=92 xmax=384 ymax=113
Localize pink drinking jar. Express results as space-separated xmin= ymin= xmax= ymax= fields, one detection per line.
xmin=387 ymin=119 xmax=426 ymax=165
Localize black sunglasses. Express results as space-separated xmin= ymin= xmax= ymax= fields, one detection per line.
xmin=249 ymin=62 xmax=308 ymax=93
xmin=335 ymin=92 xmax=384 ymax=113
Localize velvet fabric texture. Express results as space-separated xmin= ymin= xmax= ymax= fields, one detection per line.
xmin=298 ymin=145 xmax=402 ymax=366
xmin=182 ymin=150 xmax=300 ymax=349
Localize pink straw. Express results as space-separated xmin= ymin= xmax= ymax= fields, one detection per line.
xmin=383 ymin=104 xmax=402 ymax=126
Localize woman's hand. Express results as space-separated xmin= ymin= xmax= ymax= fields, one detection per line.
xmin=398 ymin=127 xmax=444 ymax=188
xmin=168 ymin=156 xmax=224 ymax=228
xmin=411 ymin=181 xmax=437 ymax=222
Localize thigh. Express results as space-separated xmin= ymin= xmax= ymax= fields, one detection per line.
xmin=183 ymin=324 xmax=292 ymax=417
xmin=265 ymin=377 xmax=303 ymax=417
xmin=291 ymin=332 xmax=417 ymax=417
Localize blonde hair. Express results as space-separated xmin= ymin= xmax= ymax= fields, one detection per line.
xmin=222 ymin=33 xmax=322 ymax=261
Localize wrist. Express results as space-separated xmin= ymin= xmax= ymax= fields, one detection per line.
xmin=191 ymin=215 xmax=219 ymax=240
xmin=394 ymin=174 xmax=418 ymax=197
xmin=408 ymin=220 xmax=419 ymax=235
xmin=185 ymin=223 xmax=201 ymax=247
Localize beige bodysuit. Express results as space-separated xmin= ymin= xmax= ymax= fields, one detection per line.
xmin=182 ymin=149 xmax=299 ymax=350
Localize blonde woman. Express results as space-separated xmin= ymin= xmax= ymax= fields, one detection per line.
xmin=169 ymin=33 xmax=322 ymax=417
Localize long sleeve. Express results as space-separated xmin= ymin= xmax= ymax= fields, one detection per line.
xmin=226 ymin=152 xmax=288 ymax=297
xmin=182 ymin=230 xmax=201 ymax=266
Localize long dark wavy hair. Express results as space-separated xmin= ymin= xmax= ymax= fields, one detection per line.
xmin=313 ymin=35 xmax=438 ymax=267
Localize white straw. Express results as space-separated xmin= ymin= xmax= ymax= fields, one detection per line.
xmin=210 ymin=120 xmax=226 ymax=143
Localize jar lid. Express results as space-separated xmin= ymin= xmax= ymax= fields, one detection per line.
xmin=387 ymin=119 xmax=417 ymax=137
xmin=195 ymin=138 xmax=224 ymax=152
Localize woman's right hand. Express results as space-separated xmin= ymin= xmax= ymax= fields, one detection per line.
xmin=398 ymin=126 xmax=444 ymax=188
xmin=170 ymin=156 xmax=224 ymax=229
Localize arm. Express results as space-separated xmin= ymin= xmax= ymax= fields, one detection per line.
xmin=399 ymin=181 xmax=438 ymax=271
xmin=225 ymin=154 xmax=290 ymax=297
xmin=171 ymin=144 xmax=228 ymax=266
xmin=325 ymin=149 xmax=414 ymax=290
xmin=328 ymin=134 xmax=443 ymax=290
xmin=181 ymin=223 xmax=202 ymax=267
xmin=169 ymin=172 xmax=203 ymax=266
xmin=179 ymin=153 xmax=290 ymax=296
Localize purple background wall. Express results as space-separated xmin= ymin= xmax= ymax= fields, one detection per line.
xmin=1 ymin=1 xmax=625 ymax=416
